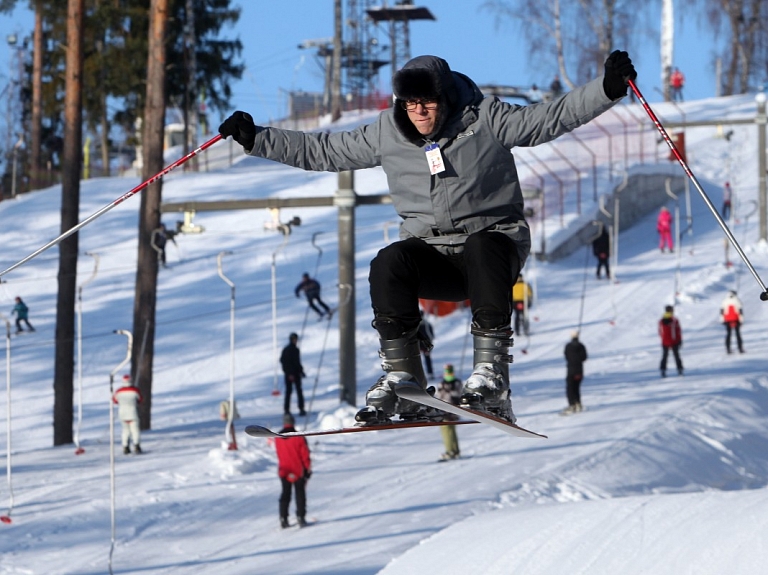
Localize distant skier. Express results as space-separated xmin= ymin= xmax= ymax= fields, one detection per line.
xmin=669 ymin=67 xmax=685 ymax=102
xmin=280 ymin=333 xmax=306 ymax=416
xmin=11 ymin=296 xmax=35 ymax=334
xmin=657 ymin=206 xmax=673 ymax=253
xmin=658 ymin=305 xmax=683 ymax=377
xmin=722 ymin=181 xmax=732 ymax=220
xmin=511 ymin=275 xmax=533 ymax=336
xmin=592 ymin=227 xmax=610 ymax=279
xmin=417 ymin=311 xmax=435 ymax=380
xmin=113 ymin=374 xmax=142 ymax=454
xmin=562 ymin=331 xmax=587 ymax=414
xmin=549 ymin=75 xmax=563 ymax=98
xmin=720 ymin=290 xmax=744 ymax=354
xmin=527 ymin=83 xmax=543 ymax=104
xmin=294 ymin=273 xmax=331 ymax=319
xmin=275 ymin=413 xmax=311 ymax=528
xmin=151 ymin=223 xmax=177 ymax=268
xmin=436 ymin=364 xmax=462 ymax=460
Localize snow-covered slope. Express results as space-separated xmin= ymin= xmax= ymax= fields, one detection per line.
xmin=0 ymin=94 xmax=767 ymax=574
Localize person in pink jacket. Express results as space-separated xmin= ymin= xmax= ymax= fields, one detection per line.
xmin=657 ymin=206 xmax=673 ymax=252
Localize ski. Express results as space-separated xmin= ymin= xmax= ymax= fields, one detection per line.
xmin=245 ymin=418 xmax=477 ymax=439
xmin=394 ymin=385 xmax=547 ymax=439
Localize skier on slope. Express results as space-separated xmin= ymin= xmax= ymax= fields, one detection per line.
xmin=294 ymin=272 xmax=332 ymax=319
xmin=113 ymin=374 xmax=143 ymax=454
xmin=720 ymin=290 xmax=744 ymax=354
xmin=219 ymin=51 xmax=636 ymax=425
xmin=562 ymin=331 xmax=587 ymax=415
xmin=658 ymin=305 xmax=684 ymax=377
xmin=657 ymin=206 xmax=674 ymax=253
xmin=592 ymin=226 xmax=610 ymax=279
xmin=275 ymin=413 xmax=311 ymax=528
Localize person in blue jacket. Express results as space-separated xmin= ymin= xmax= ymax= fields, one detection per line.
xmin=12 ymin=296 xmax=35 ymax=334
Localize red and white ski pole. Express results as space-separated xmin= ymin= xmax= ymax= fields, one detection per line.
xmin=0 ymin=134 xmax=223 ymax=278
xmin=628 ymin=79 xmax=768 ymax=301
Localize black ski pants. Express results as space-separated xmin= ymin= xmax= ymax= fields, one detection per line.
xmin=279 ymin=477 xmax=307 ymax=520
xmin=596 ymin=255 xmax=610 ymax=279
xmin=660 ymin=345 xmax=683 ymax=374
xmin=283 ymin=374 xmax=305 ymax=415
xmin=369 ymin=232 xmax=521 ymax=335
xmin=566 ymin=373 xmax=582 ymax=405
xmin=725 ymin=322 xmax=743 ymax=353
xmin=306 ymin=294 xmax=330 ymax=317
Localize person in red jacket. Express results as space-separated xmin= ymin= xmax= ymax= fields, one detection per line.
xmin=658 ymin=305 xmax=683 ymax=377
xmin=720 ymin=290 xmax=744 ymax=354
xmin=275 ymin=413 xmax=312 ymax=528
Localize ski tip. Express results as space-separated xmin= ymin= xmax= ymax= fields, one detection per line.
xmin=0 ymin=516 xmax=11 ymax=524
xmin=245 ymin=425 xmax=279 ymax=438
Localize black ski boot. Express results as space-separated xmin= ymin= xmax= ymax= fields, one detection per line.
xmin=461 ymin=325 xmax=515 ymax=423
xmin=355 ymin=323 xmax=438 ymax=424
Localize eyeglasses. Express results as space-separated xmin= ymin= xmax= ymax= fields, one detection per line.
xmin=400 ymin=99 xmax=438 ymax=111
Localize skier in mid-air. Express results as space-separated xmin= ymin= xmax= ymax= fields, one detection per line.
xmin=219 ymin=50 xmax=636 ymax=425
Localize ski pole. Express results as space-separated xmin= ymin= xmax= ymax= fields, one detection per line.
xmin=628 ymin=79 xmax=768 ymax=301
xmin=0 ymin=134 xmax=223 ymax=278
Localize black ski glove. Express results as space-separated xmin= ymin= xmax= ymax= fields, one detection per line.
xmin=218 ymin=111 xmax=258 ymax=151
xmin=603 ymin=50 xmax=637 ymax=100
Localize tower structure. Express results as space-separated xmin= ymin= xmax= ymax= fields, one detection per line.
xmin=366 ymin=1 xmax=435 ymax=78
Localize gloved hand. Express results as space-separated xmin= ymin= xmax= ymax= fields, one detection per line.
xmin=304 ymin=469 xmax=312 ymax=480
xmin=218 ymin=111 xmax=258 ymax=151
xmin=603 ymin=50 xmax=637 ymax=100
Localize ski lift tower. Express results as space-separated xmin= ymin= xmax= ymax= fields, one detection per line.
xmin=366 ymin=1 xmax=435 ymax=76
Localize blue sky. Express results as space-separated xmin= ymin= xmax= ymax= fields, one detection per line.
xmin=0 ymin=1 xmax=724 ymax=128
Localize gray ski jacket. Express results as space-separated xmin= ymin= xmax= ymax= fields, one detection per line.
xmin=246 ymin=56 xmax=616 ymax=265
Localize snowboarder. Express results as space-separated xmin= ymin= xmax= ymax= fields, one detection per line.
xmin=417 ymin=311 xmax=435 ymax=380
xmin=151 ymin=223 xmax=177 ymax=268
xmin=294 ymin=273 xmax=331 ymax=319
xmin=669 ymin=67 xmax=685 ymax=102
xmin=219 ymin=50 xmax=636 ymax=425
xmin=11 ymin=296 xmax=35 ymax=334
xmin=657 ymin=206 xmax=674 ymax=253
xmin=280 ymin=333 xmax=306 ymax=416
xmin=275 ymin=413 xmax=311 ymax=528
xmin=658 ymin=305 xmax=683 ymax=377
xmin=722 ymin=181 xmax=732 ymax=220
xmin=720 ymin=290 xmax=744 ymax=354
xmin=436 ymin=364 xmax=462 ymax=460
xmin=113 ymin=374 xmax=142 ymax=454
xmin=511 ymin=275 xmax=533 ymax=336
xmin=562 ymin=331 xmax=587 ymax=414
xmin=592 ymin=227 xmax=610 ymax=279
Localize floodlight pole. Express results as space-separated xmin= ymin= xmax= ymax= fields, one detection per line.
xmin=217 ymin=251 xmax=237 ymax=450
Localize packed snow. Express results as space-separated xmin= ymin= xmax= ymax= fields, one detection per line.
xmin=1 ymin=94 xmax=768 ymax=574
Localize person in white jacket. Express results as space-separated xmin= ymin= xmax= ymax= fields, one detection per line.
xmin=113 ymin=375 xmax=143 ymax=454
xmin=720 ymin=290 xmax=744 ymax=354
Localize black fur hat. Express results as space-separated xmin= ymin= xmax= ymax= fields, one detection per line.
xmin=392 ymin=55 xmax=458 ymax=142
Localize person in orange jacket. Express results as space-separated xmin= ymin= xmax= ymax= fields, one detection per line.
xmin=720 ymin=290 xmax=744 ymax=354
xmin=275 ymin=413 xmax=312 ymax=528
